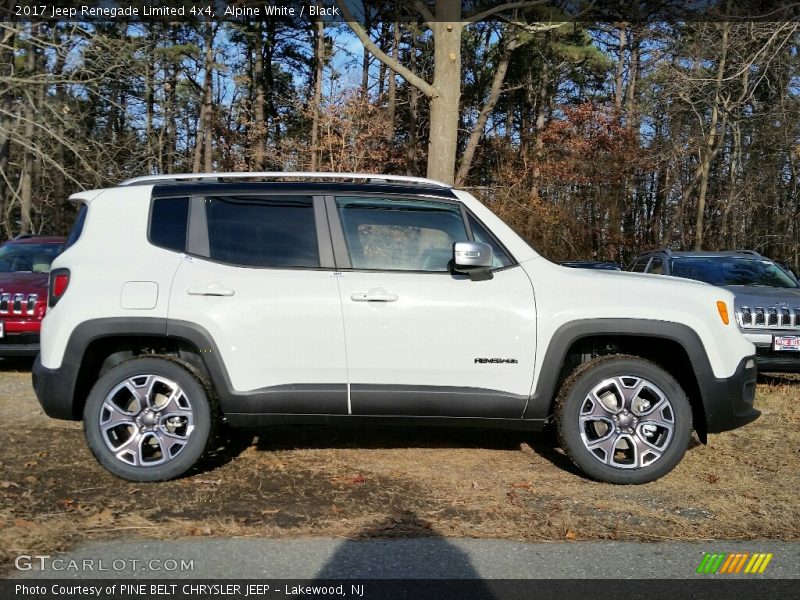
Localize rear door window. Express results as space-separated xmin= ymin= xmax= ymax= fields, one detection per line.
xmin=205 ymin=196 xmax=319 ymax=268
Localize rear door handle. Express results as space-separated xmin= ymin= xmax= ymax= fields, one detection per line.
xmin=187 ymin=283 xmax=235 ymax=297
xmin=351 ymin=288 xmax=399 ymax=302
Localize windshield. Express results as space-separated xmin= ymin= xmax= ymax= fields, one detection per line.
xmin=670 ymin=257 xmax=799 ymax=288
xmin=0 ymin=243 xmax=62 ymax=273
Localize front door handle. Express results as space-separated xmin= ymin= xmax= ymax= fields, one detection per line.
xmin=351 ymin=288 xmax=399 ymax=302
xmin=187 ymin=283 xmax=236 ymax=297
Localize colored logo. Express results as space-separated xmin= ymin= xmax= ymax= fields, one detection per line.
xmin=696 ymin=552 xmax=773 ymax=574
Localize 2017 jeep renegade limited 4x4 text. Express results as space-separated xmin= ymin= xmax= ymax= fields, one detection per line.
xmin=33 ymin=173 xmax=759 ymax=484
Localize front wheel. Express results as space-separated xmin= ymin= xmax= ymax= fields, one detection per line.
xmin=83 ymin=357 xmax=216 ymax=482
xmin=555 ymin=355 xmax=692 ymax=484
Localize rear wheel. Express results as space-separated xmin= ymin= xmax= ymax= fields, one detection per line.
xmin=83 ymin=357 xmax=216 ymax=482
xmin=555 ymin=355 xmax=692 ymax=484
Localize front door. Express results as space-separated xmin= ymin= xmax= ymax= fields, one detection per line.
xmin=331 ymin=195 xmax=537 ymax=418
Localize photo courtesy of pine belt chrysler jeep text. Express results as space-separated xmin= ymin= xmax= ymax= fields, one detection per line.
xmin=32 ymin=172 xmax=760 ymax=485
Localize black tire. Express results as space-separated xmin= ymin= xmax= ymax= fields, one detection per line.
xmin=83 ymin=357 xmax=217 ymax=482
xmin=555 ymin=354 xmax=692 ymax=485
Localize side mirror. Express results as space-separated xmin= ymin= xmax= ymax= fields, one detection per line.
xmin=453 ymin=241 xmax=493 ymax=280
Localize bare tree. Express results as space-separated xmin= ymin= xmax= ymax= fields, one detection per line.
xmin=337 ymin=0 xmax=553 ymax=184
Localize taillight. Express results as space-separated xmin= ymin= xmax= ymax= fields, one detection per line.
xmin=49 ymin=268 xmax=70 ymax=308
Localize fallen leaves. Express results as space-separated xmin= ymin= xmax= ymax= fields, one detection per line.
xmin=329 ymin=473 xmax=367 ymax=486
xmin=13 ymin=518 xmax=37 ymax=529
xmin=506 ymin=490 xmax=524 ymax=507
xmin=83 ymin=508 xmax=115 ymax=528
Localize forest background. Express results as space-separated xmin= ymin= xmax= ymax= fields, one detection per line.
xmin=1 ymin=0 xmax=798 ymax=269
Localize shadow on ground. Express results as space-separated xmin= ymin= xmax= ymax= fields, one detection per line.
xmin=0 ymin=357 xmax=34 ymax=372
xmin=759 ymin=372 xmax=800 ymax=386
xmin=310 ymin=511 xmax=495 ymax=598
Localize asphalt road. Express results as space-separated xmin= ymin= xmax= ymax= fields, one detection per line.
xmin=8 ymin=538 xmax=800 ymax=579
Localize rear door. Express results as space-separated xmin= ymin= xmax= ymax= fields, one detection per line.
xmin=329 ymin=195 xmax=537 ymax=418
xmin=168 ymin=193 xmax=347 ymax=414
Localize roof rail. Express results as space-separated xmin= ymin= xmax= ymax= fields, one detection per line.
xmin=736 ymin=249 xmax=762 ymax=257
xmin=119 ymin=172 xmax=451 ymax=188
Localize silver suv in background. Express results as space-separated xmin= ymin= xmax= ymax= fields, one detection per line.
xmin=629 ymin=250 xmax=800 ymax=372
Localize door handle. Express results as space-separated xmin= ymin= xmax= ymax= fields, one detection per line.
xmin=187 ymin=283 xmax=235 ymax=297
xmin=351 ymin=288 xmax=399 ymax=302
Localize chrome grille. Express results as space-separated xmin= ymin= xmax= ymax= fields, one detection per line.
xmin=738 ymin=305 xmax=800 ymax=330
xmin=0 ymin=292 xmax=39 ymax=315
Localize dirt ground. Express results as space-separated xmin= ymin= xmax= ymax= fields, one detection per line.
xmin=1 ymin=358 xmax=798 ymax=572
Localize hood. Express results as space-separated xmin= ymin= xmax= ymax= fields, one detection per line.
xmin=724 ymin=285 xmax=800 ymax=310
xmin=0 ymin=271 xmax=49 ymax=295
xmin=562 ymin=265 xmax=713 ymax=289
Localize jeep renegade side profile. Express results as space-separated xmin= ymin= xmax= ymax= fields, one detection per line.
xmin=33 ymin=173 xmax=759 ymax=484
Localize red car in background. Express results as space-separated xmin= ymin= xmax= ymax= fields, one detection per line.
xmin=0 ymin=235 xmax=65 ymax=357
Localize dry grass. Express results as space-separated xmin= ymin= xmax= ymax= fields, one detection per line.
xmin=1 ymin=362 xmax=798 ymax=573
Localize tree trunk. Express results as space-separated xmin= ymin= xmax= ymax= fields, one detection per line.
xmin=455 ymin=36 xmax=515 ymax=186
xmin=621 ymin=32 xmax=640 ymax=258
xmin=203 ymin=26 xmax=214 ymax=173
xmin=165 ymin=26 xmax=178 ymax=174
xmin=426 ymin=10 xmax=463 ymax=185
xmin=385 ymin=14 xmax=400 ymax=143
xmin=718 ymin=122 xmax=740 ymax=249
xmin=252 ymin=22 xmax=266 ymax=170
xmin=377 ymin=20 xmax=388 ymax=101
xmin=607 ymin=24 xmax=627 ymax=259
xmin=193 ymin=24 xmax=214 ymax=173
xmin=530 ymin=50 xmax=550 ymax=201
xmin=361 ymin=5 xmax=372 ymax=98
xmin=145 ymin=40 xmax=155 ymax=173
xmin=310 ymin=11 xmax=325 ymax=171
xmin=406 ymin=27 xmax=419 ymax=175
xmin=614 ymin=24 xmax=627 ymax=113
xmin=52 ymin=26 xmax=67 ymax=234
xmin=265 ymin=20 xmax=279 ymax=156
xmin=191 ymin=107 xmax=205 ymax=173
xmin=20 ymin=26 xmax=39 ymax=234
xmin=0 ymin=25 xmax=17 ymax=236
xmin=694 ymin=22 xmax=729 ymax=250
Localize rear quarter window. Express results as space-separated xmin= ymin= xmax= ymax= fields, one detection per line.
xmin=63 ymin=203 xmax=88 ymax=250
xmin=150 ymin=197 xmax=190 ymax=252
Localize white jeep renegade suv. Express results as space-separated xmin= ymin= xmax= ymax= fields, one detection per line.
xmin=33 ymin=172 xmax=759 ymax=484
